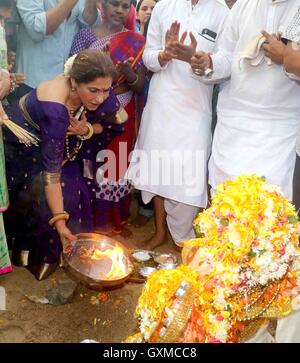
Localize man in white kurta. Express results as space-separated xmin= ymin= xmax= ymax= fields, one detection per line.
xmin=126 ymin=0 xmax=229 ymax=247
xmin=193 ymin=0 xmax=300 ymax=200
xmin=191 ymin=0 xmax=300 ymax=342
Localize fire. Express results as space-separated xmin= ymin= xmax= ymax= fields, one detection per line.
xmin=90 ymin=244 xmax=128 ymax=280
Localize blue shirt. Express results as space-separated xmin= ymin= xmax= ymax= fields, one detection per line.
xmin=15 ymin=0 xmax=97 ymax=88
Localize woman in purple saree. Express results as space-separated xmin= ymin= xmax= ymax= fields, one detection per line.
xmin=70 ymin=0 xmax=146 ymax=238
xmin=4 ymin=50 xmax=122 ymax=280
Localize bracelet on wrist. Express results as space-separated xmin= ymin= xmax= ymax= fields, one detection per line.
xmin=49 ymin=211 xmax=70 ymax=227
xmin=78 ymin=122 xmax=94 ymax=140
xmin=43 ymin=171 xmax=61 ymax=186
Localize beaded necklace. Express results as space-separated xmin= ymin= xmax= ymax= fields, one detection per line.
xmin=64 ymin=105 xmax=85 ymax=162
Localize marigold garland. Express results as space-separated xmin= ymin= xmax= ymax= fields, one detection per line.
xmin=134 ymin=175 xmax=300 ymax=343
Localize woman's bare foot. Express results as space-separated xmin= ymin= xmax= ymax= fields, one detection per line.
xmin=136 ymin=232 xmax=166 ymax=250
xmin=130 ymin=214 xmax=150 ymax=228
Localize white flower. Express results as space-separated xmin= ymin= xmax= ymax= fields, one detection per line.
xmin=263 ymin=184 xmax=281 ymax=193
xmin=64 ymin=54 xmax=77 ymax=77
xmin=258 ymin=274 xmax=269 ymax=286
xmin=214 ymin=320 xmax=229 ymax=342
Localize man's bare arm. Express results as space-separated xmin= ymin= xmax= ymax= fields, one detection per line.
xmin=46 ymin=0 xmax=78 ymax=34
xmin=82 ymin=0 xmax=98 ymax=26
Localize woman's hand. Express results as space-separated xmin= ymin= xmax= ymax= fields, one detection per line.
xmin=116 ymin=57 xmax=142 ymax=87
xmin=54 ymin=219 xmax=77 ymax=254
xmin=67 ymin=111 xmax=88 ymax=136
xmin=116 ymin=57 xmax=136 ymax=79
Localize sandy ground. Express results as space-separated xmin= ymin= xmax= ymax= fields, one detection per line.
xmin=0 ymin=211 xmax=181 ymax=343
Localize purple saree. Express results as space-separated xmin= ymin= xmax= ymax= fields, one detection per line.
xmin=3 ymin=88 xmax=122 ymax=280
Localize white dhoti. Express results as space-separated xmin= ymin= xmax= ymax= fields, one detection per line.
xmin=142 ymin=191 xmax=199 ymax=246
xmin=209 ymin=116 xmax=299 ymax=200
xmin=126 ymin=63 xmax=213 ymax=244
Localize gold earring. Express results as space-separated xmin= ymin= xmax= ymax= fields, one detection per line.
xmin=71 ymin=86 xmax=76 ymax=92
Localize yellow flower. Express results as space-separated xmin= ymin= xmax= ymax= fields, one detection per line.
xmin=135 ymin=174 xmax=300 ymax=343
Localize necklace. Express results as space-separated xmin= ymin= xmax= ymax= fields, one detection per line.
xmin=65 ymin=136 xmax=83 ymax=162
xmin=67 ymin=104 xmax=83 ymax=118
xmin=64 ymin=105 xmax=85 ymax=162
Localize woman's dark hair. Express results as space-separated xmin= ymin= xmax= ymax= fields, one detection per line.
xmin=136 ymin=0 xmax=157 ymax=13
xmin=0 ymin=0 xmax=14 ymax=9
xmin=69 ymin=49 xmax=117 ymax=84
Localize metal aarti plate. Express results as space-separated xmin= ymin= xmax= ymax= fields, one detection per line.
xmin=63 ymin=233 xmax=133 ymax=289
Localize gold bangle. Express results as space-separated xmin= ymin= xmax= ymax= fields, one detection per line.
xmin=49 ymin=212 xmax=70 ymax=227
xmin=43 ymin=171 xmax=61 ymax=186
xmin=79 ymin=122 xmax=94 ymax=140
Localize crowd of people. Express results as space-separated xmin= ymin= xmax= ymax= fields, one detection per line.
xmin=0 ymin=0 xmax=300 ymax=323
xmin=0 ymin=0 xmax=157 ymax=280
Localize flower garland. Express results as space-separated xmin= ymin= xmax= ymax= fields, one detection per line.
xmin=134 ymin=175 xmax=300 ymax=343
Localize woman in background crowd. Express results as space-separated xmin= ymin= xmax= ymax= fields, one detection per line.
xmin=96 ymin=0 xmax=137 ymax=31
xmin=136 ymin=0 xmax=157 ymax=35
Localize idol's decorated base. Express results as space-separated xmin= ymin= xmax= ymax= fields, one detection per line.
xmin=127 ymin=175 xmax=300 ymax=343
